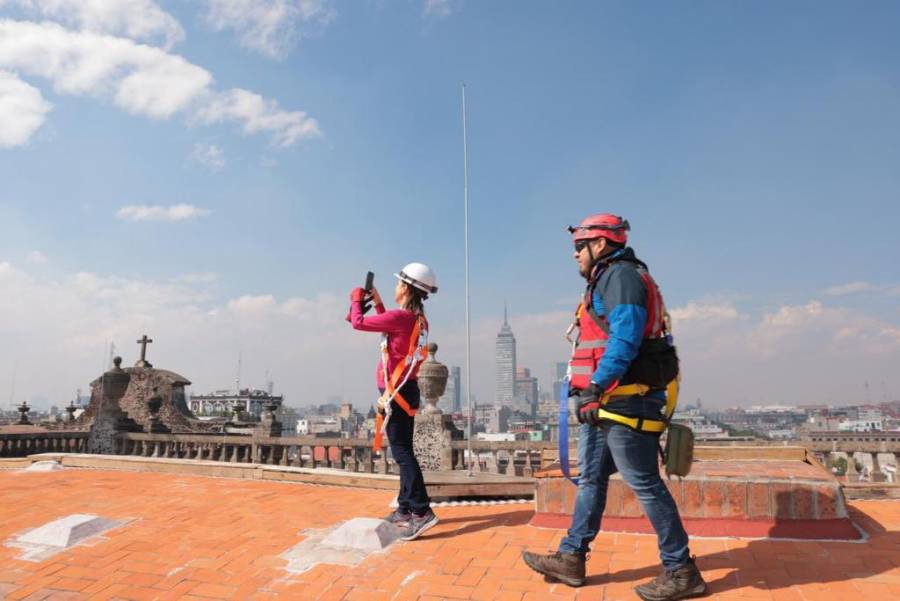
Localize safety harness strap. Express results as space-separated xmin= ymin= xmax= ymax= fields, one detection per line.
xmin=557 ymin=377 xmax=681 ymax=486
xmin=373 ymin=315 xmax=427 ymax=449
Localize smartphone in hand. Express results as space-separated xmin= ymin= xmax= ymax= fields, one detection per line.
xmin=362 ymin=271 xmax=375 ymax=314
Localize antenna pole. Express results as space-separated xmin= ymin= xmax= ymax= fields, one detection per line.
xmin=462 ymin=83 xmax=474 ymax=477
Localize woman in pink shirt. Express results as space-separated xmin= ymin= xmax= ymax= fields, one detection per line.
xmin=349 ymin=262 xmax=439 ymax=541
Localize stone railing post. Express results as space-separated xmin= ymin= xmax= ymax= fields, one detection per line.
xmin=846 ymin=452 xmax=860 ymax=482
xmin=871 ymin=452 xmax=885 ymax=482
xmin=412 ymin=343 xmax=463 ymax=471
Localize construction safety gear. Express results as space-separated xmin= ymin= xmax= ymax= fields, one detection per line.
xmin=565 ymin=255 xmax=679 ymax=435
xmin=576 ymin=384 xmax=603 ymax=426
xmin=568 ymin=213 xmax=630 ymax=245
xmin=634 ymin=557 xmax=707 ymax=601
xmin=568 ymin=264 xmax=670 ymax=390
xmin=522 ymin=551 xmax=586 ymax=588
xmin=395 ymin=262 xmax=438 ymax=296
xmin=373 ymin=314 xmax=428 ymax=450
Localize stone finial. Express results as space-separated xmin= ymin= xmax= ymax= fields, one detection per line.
xmin=65 ymin=400 xmax=77 ymax=423
xmin=17 ymin=401 xmax=31 ymax=425
xmin=418 ymin=341 xmax=448 ymax=415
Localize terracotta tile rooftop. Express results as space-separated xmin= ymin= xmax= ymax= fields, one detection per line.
xmin=1 ymin=468 xmax=899 ymax=600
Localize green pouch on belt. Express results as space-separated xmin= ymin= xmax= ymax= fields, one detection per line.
xmin=663 ymin=423 xmax=694 ymax=478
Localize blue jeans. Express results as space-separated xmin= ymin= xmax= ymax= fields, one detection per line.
xmin=381 ymin=381 xmax=431 ymax=515
xmin=558 ymin=422 xmax=690 ymax=570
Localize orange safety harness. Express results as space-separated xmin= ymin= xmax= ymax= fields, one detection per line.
xmin=373 ymin=313 xmax=429 ymax=449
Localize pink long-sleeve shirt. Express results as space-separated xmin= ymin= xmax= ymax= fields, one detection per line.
xmin=350 ymin=300 xmax=428 ymax=389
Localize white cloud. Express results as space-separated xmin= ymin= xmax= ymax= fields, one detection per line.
xmin=424 ymin=0 xmax=458 ymax=18
xmin=196 ymin=88 xmax=320 ymax=147
xmin=669 ymin=301 xmax=744 ymax=326
xmin=5 ymin=0 xmax=184 ymax=49
xmin=172 ymin=272 xmax=219 ymax=284
xmin=0 ymin=20 xmax=211 ymax=119
xmin=668 ymin=297 xmax=900 ymax=405
xmin=824 ymin=281 xmax=873 ymax=296
xmin=227 ymin=294 xmax=277 ymax=314
xmin=0 ymin=264 xmax=374 ymax=410
xmin=203 ymin=0 xmax=336 ymax=59
xmin=116 ymin=204 xmax=212 ymax=222
xmin=0 ymin=70 xmax=51 ymax=147
xmin=0 ymin=19 xmax=319 ymax=146
xmin=2 ymin=261 xmax=899 ymax=411
xmin=25 ymin=250 xmax=47 ymax=264
xmin=762 ymin=300 xmax=825 ymax=327
xmin=190 ymin=142 xmax=226 ymax=171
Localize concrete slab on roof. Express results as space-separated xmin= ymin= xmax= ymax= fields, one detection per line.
xmin=281 ymin=518 xmax=403 ymax=574
xmin=6 ymin=514 xmax=127 ymax=561
xmin=321 ymin=517 xmax=401 ymax=551
xmin=21 ymin=460 xmax=63 ymax=472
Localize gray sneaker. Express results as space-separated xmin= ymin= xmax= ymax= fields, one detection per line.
xmin=383 ymin=509 xmax=412 ymax=525
xmin=399 ymin=509 xmax=439 ymax=541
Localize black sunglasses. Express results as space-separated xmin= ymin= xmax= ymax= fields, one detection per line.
xmin=574 ymin=240 xmax=589 ymax=252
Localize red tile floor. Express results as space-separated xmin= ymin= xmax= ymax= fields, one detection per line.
xmin=0 ymin=469 xmax=898 ymax=600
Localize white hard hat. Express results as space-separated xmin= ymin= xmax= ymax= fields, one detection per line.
xmin=395 ymin=262 xmax=438 ymax=295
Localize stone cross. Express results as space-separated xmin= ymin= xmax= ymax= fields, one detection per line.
xmin=135 ymin=335 xmax=153 ymax=368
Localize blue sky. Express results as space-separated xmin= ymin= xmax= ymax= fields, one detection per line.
xmin=1 ymin=1 xmax=899 ymax=410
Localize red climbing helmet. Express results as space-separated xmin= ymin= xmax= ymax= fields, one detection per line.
xmin=567 ymin=213 xmax=630 ymax=245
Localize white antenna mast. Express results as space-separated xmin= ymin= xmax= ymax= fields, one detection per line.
xmin=236 ymin=350 xmax=242 ymax=393
xmin=462 ymin=83 xmax=474 ymax=477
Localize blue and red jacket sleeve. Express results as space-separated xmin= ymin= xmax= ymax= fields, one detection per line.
xmin=589 ymin=263 xmax=648 ymax=391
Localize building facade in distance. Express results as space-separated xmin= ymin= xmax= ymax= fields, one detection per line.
xmin=190 ymin=388 xmax=283 ymax=419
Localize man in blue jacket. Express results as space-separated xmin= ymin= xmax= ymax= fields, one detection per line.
xmin=522 ymin=214 xmax=707 ymax=601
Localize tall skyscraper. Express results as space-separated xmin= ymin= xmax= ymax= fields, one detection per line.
xmin=495 ymin=305 xmax=516 ymax=406
xmin=440 ymin=366 xmax=462 ymax=413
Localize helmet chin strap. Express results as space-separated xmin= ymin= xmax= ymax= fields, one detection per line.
xmin=583 ymin=239 xmax=617 ymax=279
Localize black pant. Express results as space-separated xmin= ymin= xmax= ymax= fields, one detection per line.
xmin=382 ymin=381 xmax=430 ymax=515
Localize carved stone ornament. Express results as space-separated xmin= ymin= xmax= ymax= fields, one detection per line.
xmin=417 ymin=343 xmax=449 ymax=415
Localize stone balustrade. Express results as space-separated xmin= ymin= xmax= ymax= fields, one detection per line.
xmin=0 ymin=431 xmax=89 ymax=457
xmin=448 ymin=440 xmax=550 ymax=475
xmin=3 ymin=428 xmax=900 ymax=488
xmin=111 ymin=433 xmax=552 ymax=476
xmin=115 ymin=433 xmax=390 ymax=472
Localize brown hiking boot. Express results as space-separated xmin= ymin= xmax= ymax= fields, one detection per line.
xmin=634 ymin=557 xmax=708 ymax=601
xmin=521 ymin=550 xmax=585 ymax=587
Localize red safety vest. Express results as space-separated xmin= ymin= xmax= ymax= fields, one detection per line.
xmin=568 ymin=263 xmax=668 ymax=391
